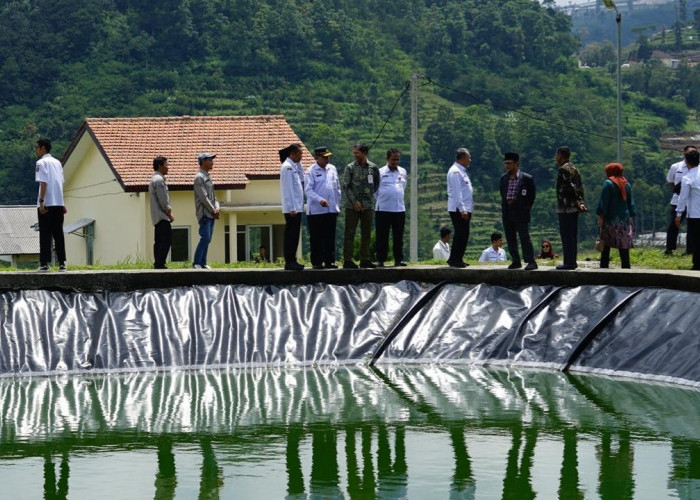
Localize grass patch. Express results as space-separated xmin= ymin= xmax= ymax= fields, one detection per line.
xmin=1 ymin=247 xmax=695 ymax=272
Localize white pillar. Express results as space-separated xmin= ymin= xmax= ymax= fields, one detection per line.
xmin=228 ymin=212 xmax=238 ymax=262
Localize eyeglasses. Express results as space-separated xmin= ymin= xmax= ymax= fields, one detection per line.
xmin=542 ymin=245 xmax=550 ymax=249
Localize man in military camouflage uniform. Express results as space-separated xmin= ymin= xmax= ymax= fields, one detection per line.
xmin=555 ymin=146 xmax=587 ymax=270
xmin=342 ymin=142 xmax=380 ymax=269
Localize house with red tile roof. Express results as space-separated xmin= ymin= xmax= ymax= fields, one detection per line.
xmin=61 ymin=115 xmax=311 ymax=265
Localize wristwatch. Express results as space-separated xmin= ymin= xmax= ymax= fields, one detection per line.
xmin=39 ymin=198 xmax=44 ymax=203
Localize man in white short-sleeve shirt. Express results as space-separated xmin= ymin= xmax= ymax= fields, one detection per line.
xmin=432 ymin=227 xmax=451 ymax=260
xmin=665 ymin=145 xmax=695 ymax=254
xmin=478 ymin=232 xmax=507 ymax=262
xmin=34 ymin=138 xmax=66 ymax=271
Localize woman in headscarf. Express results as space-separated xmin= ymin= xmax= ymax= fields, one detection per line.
xmin=596 ymin=163 xmax=636 ymax=268
xmin=537 ymin=238 xmax=558 ymax=259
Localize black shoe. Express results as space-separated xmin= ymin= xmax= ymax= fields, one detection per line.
xmin=360 ymin=261 xmax=377 ymax=268
xmin=58 ymin=263 xmax=67 ymax=272
xmin=555 ymin=264 xmax=577 ymax=270
xmin=324 ymin=263 xmax=339 ymax=269
xmin=448 ymin=261 xmax=467 ymax=268
xmin=343 ymin=260 xmax=358 ymax=269
xmin=376 ymin=262 xmax=385 ymax=267
xmin=312 ymin=265 xmax=324 ymax=270
xmin=38 ymin=265 xmax=50 ymax=272
xmin=284 ymin=262 xmax=304 ymax=271
xmin=524 ymin=262 xmax=538 ymax=271
xmin=664 ymin=250 xmax=673 ymax=255
xmin=395 ymin=261 xmax=408 ymax=267
xmin=507 ymin=262 xmax=522 ymax=270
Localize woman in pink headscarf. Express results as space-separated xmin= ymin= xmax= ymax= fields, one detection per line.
xmin=596 ymin=163 xmax=636 ymax=268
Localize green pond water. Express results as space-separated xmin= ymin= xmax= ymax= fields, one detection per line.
xmin=0 ymin=365 xmax=698 ymax=499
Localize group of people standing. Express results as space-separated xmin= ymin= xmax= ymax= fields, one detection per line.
xmin=279 ymin=142 xmax=408 ymax=270
xmin=442 ymin=145 xmax=637 ymax=270
xmin=149 ymin=152 xmax=220 ymax=270
xmin=32 ymin=136 xmax=642 ymax=272
xmin=144 ymin=143 xmax=637 ymax=271
xmin=669 ymin=146 xmax=700 ymax=270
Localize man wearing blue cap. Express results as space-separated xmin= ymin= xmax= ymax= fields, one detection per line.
xmin=193 ymin=152 xmax=219 ymax=269
xmin=305 ymin=146 xmax=341 ymax=269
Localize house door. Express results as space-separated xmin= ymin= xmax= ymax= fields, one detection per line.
xmin=247 ymin=225 xmax=273 ymax=261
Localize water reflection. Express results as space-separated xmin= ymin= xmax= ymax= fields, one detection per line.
xmin=1 ymin=365 xmax=699 ymax=498
xmin=43 ymin=451 xmax=69 ymax=500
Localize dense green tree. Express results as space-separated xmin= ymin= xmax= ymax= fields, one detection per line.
xmin=0 ymin=0 xmax=694 ymax=246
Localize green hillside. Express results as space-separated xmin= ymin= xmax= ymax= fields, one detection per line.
xmin=0 ymin=0 xmax=693 ymax=258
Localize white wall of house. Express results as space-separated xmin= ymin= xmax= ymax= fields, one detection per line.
xmin=63 ymin=137 xmax=148 ymax=266
xmin=64 ymin=138 xmax=288 ymax=265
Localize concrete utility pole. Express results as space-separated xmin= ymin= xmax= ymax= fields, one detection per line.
xmin=603 ymin=0 xmax=623 ymax=163
xmin=410 ymin=73 xmax=418 ymax=261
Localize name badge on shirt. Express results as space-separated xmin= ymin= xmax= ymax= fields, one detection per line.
xmin=368 ymin=174 xmax=374 ymax=184
xmin=521 ymin=189 xmax=527 ymax=196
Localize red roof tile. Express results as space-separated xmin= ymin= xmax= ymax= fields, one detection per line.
xmin=66 ymin=115 xmax=311 ymax=191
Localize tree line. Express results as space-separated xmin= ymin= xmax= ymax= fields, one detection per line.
xmin=0 ymin=0 xmax=688 ymax=252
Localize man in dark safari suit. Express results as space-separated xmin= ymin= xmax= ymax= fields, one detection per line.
xmin=500 ymin=152 xmax=537 ymax=270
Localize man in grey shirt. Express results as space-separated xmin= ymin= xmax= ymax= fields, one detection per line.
xmin=193 ymin=152 xmax=220 ymax=269
xmin=149 ymin=156 xmax=174 ymax=269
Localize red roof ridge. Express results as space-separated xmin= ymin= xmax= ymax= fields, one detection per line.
xmin=85 ymin=115 xmax=287 ymax=122
xmin=66 ymin=114 xmax=310 ymax=192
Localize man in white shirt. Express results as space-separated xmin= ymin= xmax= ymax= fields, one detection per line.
xmin=446 ymin=148 xmax=474 ymax=268
xmin=665 ymin=145 xmax=695 ymax=255
xmin=305 ymin=146 xmax=341 ymax=269
xmin=375 ymin=148 xmax=407 ymax=267
xmin=280 ymin=143 xmax=305 ymax=271
xmin=675 ymin=149 xmax=700 ymax=270
xmin=478 ymin=232 xmax=507 ymax=262
xmin=34 ymin=138 xmax=66 ymax=272
xmin=433 ymin=227 xmax=451 ymax=260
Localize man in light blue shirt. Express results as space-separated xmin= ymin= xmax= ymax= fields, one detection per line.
xmin=375 ymin=148 xmax=407 ymax=267
xmin=305 ymin=146 xmax=341 ymax=269
xmin=446 ymin=148 xmax=474 ymax=268
xmin=280 ymin=143 xmax=305 ymax=271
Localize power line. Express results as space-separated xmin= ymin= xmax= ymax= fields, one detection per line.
xmin=65 ymin=191 xmax=126 ymax=199
xmin=368 ymin=80 xmax=411 ymax=152
xmin=64 ymin=179 xmax=118 ymax=192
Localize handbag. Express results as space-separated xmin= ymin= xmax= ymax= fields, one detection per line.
xmin=595 ymin=231 xmax=604 ymax=252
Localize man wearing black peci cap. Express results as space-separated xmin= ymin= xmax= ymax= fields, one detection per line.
xmin=280 ymin=143 xmax=305 ymax=271
xmin=500 ymin=152 xmax=537 ymax=270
